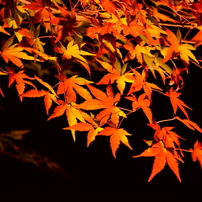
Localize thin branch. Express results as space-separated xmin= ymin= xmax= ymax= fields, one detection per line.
xmin=157 ymin=117 xmax=176 ymax=124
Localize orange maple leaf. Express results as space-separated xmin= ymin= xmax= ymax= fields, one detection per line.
xmin=127 ymin=69 xmax=162 ymax=99
xmin=190 ymin=141 xmax=202 ymax=168
xmin=191 ymin=30 xmax=202 ymax=48
xmin=161 ymin=28 xmax=198 ymax=67
xmin=48 ymin=100 xmax=85 ymax=141
xmin=96 ymin=59 xmax=134 ymax=94
xmin=0 ymin=21 xmax=10 ymax=35
xmin=133 ymin=141 xmax=182 ymax=182
xmin=98 ymin=126 xmax=133 ymax=158
xmin=152 ymin=8 xmax=177 ymax=23
xmin=77 ymin=84 xmax=127 ymax=126
xmin=21 ymin=89 xmax=58 ymax=115
xmin=148 ymin=123 xmax=185 ymax=148
xmin=165 ymin=88 xmax=192 ymax=119
xmin=56 ymin=74 xmax=92 ymax=103
xmin=8 ymin=67 xmax=36 ymax=99
xmin=175 ymin=116 xmax=202 ymax=133
xmin=23 ymin=0 xmax=55 ymax=32
xmin=0 ymin=36 xmax=38 ymax=68
xmin=125 ymin=93 xmax=153 ymax=123
xmin=15 ymin=73 xmax=57 ymax=109
xmin=63 ymin=112 xmax=103 ymax=147
xmin=54 ymin=40 xmax=95 ymax=75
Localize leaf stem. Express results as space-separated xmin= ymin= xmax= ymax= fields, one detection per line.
xmin=175 ymin=148 xmax=192 ymax=152
xmin=157 ymin=117 xmax=176 ymax=124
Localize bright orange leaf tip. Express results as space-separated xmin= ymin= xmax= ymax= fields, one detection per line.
xmin=133 ymin=141 xmax=182 ymax=182
xmin=190 ymin=140 xmax=202 ymax=168
xmin=98 ymin=127 xmax=133 ymax=158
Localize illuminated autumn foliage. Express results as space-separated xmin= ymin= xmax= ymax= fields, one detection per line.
xmin=1 ymin=0 xmax=202 ymax=182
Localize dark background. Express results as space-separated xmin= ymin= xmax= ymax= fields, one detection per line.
xmin=0 ymin=62 xmax=202 ymax=202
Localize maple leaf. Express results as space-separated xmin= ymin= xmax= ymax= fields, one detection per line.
xmin=0 ymin=36 xmax=39 ymax=68
xmin=23 ymin=0 xmax=55 ymax=32
xmin=96 ymin=59 xmax=134 ymax=94
xmin=76 ymin=84 xmax=126 ymax=126
xmin=191 ymin=30 xmax=202 ymax=48
xmin=23 ymin=47 xmax=56 ymax=61
xmin=151 ymin=8 xmax=177 ymax=23
xmin=148 ymin=123 xmax=184 ymax=148
xmin=133 ymin=141 xmax=182 ymax=182
xmin=56 ymin=74 xmax=93 ymax=103
xmin=63 ymin=112 xmax=103 ymax=147
xmin=165 ymin=88 xmax=192 ymax=119
xmin=98 ymin=126 xmax=132 ymax=158
xmin=125 ymin=93 xmax=153 ymax=123
xmin=34 ymin=75 xmax=57 ymax=96
xmin=161 ymin=28 xmax=198 ymax=68
xmin=7 ymin=67 xmax=36 ymax=99
xmin=48 ymin=100 xmax=85 ymax=141
xmin=17 ymin=25 xmax=47 ymax=57
xmin=168 ymin=68 xmax=186 ymax=90
xmin=100 ymin=0 xmax=118 ymax=16
xmin=54 ymin=40 xmax=95 ymax=75
xmin=140 ymin=52 xmax=173 ymax=84
xmin=0 ymin=0 xmax=17 ymax=20
xmin=175 ymin=116 xmax=202 ymax=133
xmin=127 ymin=69 xmax=162 ymax=99
xmin=50 ymin=10 xmax=89 ymax=45
xmin=155 ymin=0 xmax=189 ymax=12
xmin=190 ymin=141 xmax=202 ymax=168
xmin=0 ymin=21 xmax=10 ymax=35
xmin=21 ymin=89 xmax=58 ymax=115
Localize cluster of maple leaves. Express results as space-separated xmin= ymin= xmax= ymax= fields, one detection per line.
xmin=1 ymin=0 xmax=202 ymax=182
